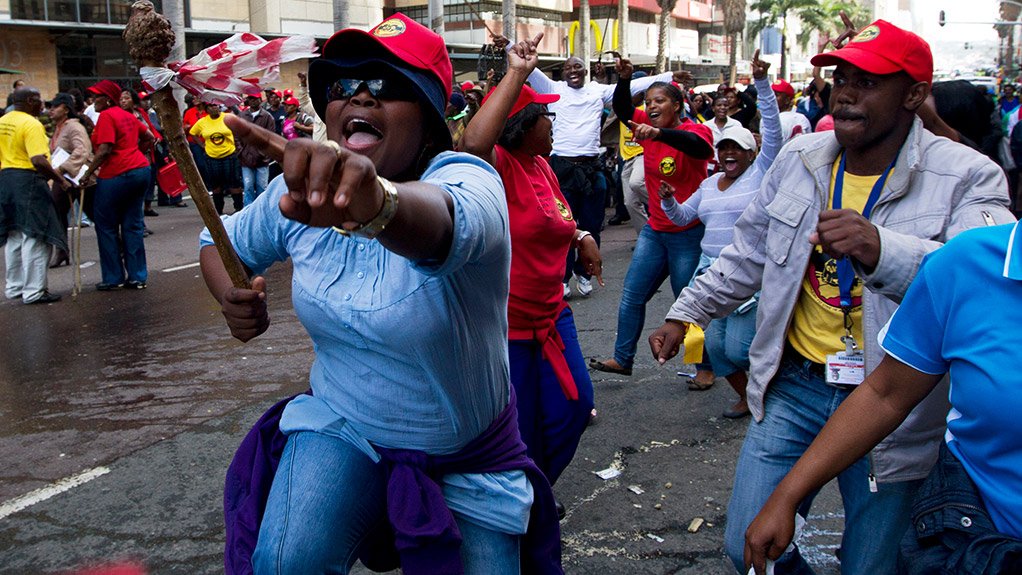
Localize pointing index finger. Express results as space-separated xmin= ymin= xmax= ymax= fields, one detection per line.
xmin=224 ymin=114 xmax=286 ymax=164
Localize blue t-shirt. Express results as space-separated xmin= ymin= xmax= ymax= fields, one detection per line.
xmin=879 ymin=222 xmax=1022 ymax=539
xmin=201 ymin=151 xmax=534 ymax=535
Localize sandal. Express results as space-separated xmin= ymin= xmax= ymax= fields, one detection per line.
xmin=588 ymin=358 xmax=632 ymax=376
xmin=687 ymin=376 xmax=715 ymax=391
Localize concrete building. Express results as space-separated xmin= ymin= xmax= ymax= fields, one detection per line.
xmin=0 ymin=0 xmax=719 ymax=102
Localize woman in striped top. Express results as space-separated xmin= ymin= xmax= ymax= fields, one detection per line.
xmin=659 ymin=51 xmax=783 ymax=419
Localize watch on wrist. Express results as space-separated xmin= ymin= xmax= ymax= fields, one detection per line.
xmin=333 ymin=176 xmax=399 ymax=240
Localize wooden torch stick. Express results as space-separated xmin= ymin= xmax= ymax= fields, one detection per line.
xmin=124 ymin=0 xmax=250 ymax=289
xmin=149 ymin=90 xmax=251 ymax=289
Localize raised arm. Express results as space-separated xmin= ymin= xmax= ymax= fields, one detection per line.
xmin=750 ymin=50 xmax=783 ymax=170
xmin=612 ymin=58 xmax=638 ymax=124
xmin=461 ymin=33 xmax=544 ymax=167
xmin=652 ymin=125 xmax=714 ymax=159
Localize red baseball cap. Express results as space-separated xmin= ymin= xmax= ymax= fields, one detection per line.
xmin=284 ymin=97 xmax=300 ymax=106
xmin=310 ymin=12 xmax=453 ymax=148
xmin=810 ymin=19 xmax=932 ymax=84
xmin=86 ymin=79 xmax=122 ymax=103
xmin=483 ymin=84 xmax=559 ymax=119
xmin=771 ymin=79 xmax=795 ymax=97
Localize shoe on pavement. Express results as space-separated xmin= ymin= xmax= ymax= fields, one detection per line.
xmin=608 ymin=214 xmax=630 ymax=226
xmin=563 ymin=282 xmax=571 ymax=300
xmin=575 ymin=274 xmax=593 ymax=297
xmin=124 ymin=281 xmax=147 ymax=290
xmin=96 ymin=282 xmax=124 ymax=291
xmin=589 ymin=358 xmax=632 ymax=376
xmin=25 ymin=291 xmax=61 ymax=304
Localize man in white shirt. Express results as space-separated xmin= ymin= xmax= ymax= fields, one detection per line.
xmin=772 ymin=79 xmax=812 ymax=144
xmin=524 ymin=53 xmax=690 ymax=297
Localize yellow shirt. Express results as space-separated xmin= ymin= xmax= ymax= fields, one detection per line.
xmin=788 ymin=160 xmax=881 ymax=363
xmin=619 ymin=105 xmax=644 ymax=161
xmin=0 ymin=110 xmax=50 ymax=170
xmin=189 ymin=114 xmax=236 ymax=159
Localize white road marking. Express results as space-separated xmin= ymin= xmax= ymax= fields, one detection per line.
xmin=162 ymin=262 xmax=201 ymax=273
xmin=0 ymin=466 xmax=110 ymax=520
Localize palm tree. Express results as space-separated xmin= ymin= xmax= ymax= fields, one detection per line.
xmin=723 ymin=0 xmax=747 ymax=84
xmin=748 ymin=0 xmax=865 ymax=79
xmin=656 ymin=0 xmax=677 ymax=73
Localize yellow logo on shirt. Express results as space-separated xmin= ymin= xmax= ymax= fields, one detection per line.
xmin=659 ymin=156 xmax=677 ymax=176
xmin=374 ymin=18 xmax=406 ymax=37
xmin=555 ymin=197 xmax=573 ymax=221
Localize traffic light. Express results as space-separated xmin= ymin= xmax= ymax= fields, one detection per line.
xmin=939 ymin=10 xmax=946 ymax=27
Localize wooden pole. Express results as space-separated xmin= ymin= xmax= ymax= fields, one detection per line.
xmin=149 ymin=88 xmax=250 ymax=288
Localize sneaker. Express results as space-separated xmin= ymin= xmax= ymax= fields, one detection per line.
xmin=124 ymin=281 xmax=147 ymax=290
xmin=575 ymin=274 xmax=593 ymax=297
xmin=96 ymin=282 xmax=124 ymax=291
xmin=25 ymin=291 xmax=61 ymax=304
xmin=563 ymin=282 xmax=571 ymax=300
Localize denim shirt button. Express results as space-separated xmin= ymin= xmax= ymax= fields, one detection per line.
xmin=960 ymin=516 xmax=972 ymax=528
xmin=344 ymin=294 xmax=352 ymax=301
xmin=918 ymin=521 xmax=926 ymax=531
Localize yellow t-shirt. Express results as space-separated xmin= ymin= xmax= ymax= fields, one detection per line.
xmin=190 ymin=114 xmax=236 ymax=159
xmin=0 ymin=110 xmax=50 ymax=170
xmin=788 ymin=160 xmax=882 ymax=363
xmin=619 ymin=105 xmax=644 ymax=161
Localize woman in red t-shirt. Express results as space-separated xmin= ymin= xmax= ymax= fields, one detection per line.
xmin=80 ymin=80 xmax=154 ymax=291
xmin=589 ymin=58 xmax=715 ymax=379
xmin=461 ymin=34 xmax=600 ymax=485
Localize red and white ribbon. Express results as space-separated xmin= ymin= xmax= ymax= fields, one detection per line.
xmin=140 ymin=33 xmax=318 ymax=105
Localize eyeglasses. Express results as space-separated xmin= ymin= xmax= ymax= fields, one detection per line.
xmin=327 ymin=78 xmax=415 ymax=102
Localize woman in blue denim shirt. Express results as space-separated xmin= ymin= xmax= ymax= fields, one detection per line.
xmin=201 ymin=14 xmax=560 ymax=575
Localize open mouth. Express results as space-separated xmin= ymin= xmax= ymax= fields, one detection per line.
xmin=722 ymin=158 xmax=738 ymax=171
xmin=343 ymin=117 xmax=383 ymax=151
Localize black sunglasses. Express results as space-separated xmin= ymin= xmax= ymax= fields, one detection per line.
xmin=327 ymin=78 xmax=416 ymax=102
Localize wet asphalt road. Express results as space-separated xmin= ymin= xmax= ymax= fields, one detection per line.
xmin=0 ymin=199 xmax=844 ymax=574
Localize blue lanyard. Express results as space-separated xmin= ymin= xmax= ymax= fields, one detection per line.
xmin=832 ymin=151 xmax=898 ymax=312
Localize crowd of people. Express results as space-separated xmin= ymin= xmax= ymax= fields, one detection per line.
xmin=0 ymin=72 xmax=327 ymax=301
xmin=2 ymin=11 xmax=1021 ymax=575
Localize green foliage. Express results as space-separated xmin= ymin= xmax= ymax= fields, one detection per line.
xmin=749 ymin=0 xmax=869 ymax=50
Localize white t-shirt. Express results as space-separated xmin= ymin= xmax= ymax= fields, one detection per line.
xmin=527 ymin=69 xmax=673 ymax=157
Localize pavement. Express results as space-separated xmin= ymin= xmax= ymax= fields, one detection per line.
xmin=0 ymin=200 xmax=845 ymax=574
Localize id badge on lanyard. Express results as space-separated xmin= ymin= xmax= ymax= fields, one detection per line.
xmin=824 ymin=151 xmax=897 ymax=387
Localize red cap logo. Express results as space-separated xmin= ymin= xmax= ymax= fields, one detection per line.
xmin=373 ymin=18 xmax=407 ymax=38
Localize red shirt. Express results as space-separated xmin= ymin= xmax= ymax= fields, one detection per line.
xmin=183 ymin=106 xmax=207 ymax=145
xmin=633 ymin=111 xmax=713 ymax=232
xmin=92 ymin=106 xmax=149 ymax=179
xmin=497 ymin=146 xmax=580 ymax=400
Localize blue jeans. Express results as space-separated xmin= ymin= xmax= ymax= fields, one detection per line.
xmin=242 ymin=165 xmax=269 ymax=206
xmin=509 ymin=307 xmax=595 ymax=485
xmin=93 ymin=166 xmax=150 ymax=285
xmin=703 ymin=302 xmax=757 ymax=377
xmin=613 ymin=223 xmax=704 ymax=369
xmin=723 ymin=358 xmax=923 ymax=574
xmin=253 ymin=431 xmax=521 ymax=575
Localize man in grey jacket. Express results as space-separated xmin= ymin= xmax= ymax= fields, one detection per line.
xmin=649 ymin=20 xmax=1016 ymax=574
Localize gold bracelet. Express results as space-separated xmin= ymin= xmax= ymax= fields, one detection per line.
xmin=333 ymin=176 xmax=399 ymax=240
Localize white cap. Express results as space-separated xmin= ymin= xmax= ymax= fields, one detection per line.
xmin=717 ymin=126 xmax=758 ymax=153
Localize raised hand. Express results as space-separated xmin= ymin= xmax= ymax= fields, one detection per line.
xmin=224 ymin=115 xmax=385 ymax=231
xmin=507 ymin=32 xmax=544 ymax=74
xmin=489 ymin=32 xmax=511 ymax=51
xmin=672 ymin=69 xmax=694 ymax=87
xmin=627 ymin=120 xmax=660 ymax=142
xmin=615 ymin=57 xmax=634 ymax=80
xmin=751 ymin=49 xmax=770 ymax=80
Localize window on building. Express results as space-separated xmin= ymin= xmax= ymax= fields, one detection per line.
xmin=13 ymin=0 xmax=163 ymax=24
xmin=55 ymin=33 xmax=143 ymax=92
xmin=392 ymin=1 xmax=564 ymax=29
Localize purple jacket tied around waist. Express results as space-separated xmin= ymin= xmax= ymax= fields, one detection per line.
xmin=223 ymin=390 xmax=562 ymax=574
